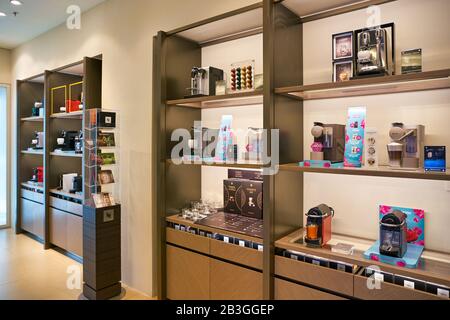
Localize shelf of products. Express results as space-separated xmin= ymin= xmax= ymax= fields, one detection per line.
xmin=21 ymin=150 xmax=44 ymax=155
xmin=275 ymin=69 xmax=450 ymax=101
xmin=279 ymin=163 xmax=450 ymax=181
xmin=50 ymin=151 xmax=83 ymax=158
xmin=21 ymin=182 xmax=44 ymax=192
xmin=276 ymin=228 xmax=450 ymax=288
xmin=166 ymin=90 xmax=263 ymax=109
xmin=49 ymin=188 xmax=83 ymax=201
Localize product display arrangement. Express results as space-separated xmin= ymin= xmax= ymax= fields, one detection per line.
xmin=153 ymin=0 xmax=450 ymax=301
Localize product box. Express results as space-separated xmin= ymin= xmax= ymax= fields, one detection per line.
xmin=223 ymin=179 xmax=242 ymax=214
xmin=99 ymin=111 xmax=117 ymax=128
xmin=228 ymin=169 xmax=263 ymax=181
xmin=240 ymin=180 xmax=263 ymax=219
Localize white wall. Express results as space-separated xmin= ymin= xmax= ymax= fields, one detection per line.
xmin=303 ymin=0 xmax=450 ymax=253
xmin=10 ymin=0 xmax=260 ymax=297
xmin=0 ymin=48 xmax=10 ymax=84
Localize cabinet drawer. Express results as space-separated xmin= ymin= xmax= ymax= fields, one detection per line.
xmin=166 ymin=227 xmax=209 ymax=254
xmin=275 ymin=278 xmax=347 ymax=300
xmin=275 ymin=256 xmax=354 ymax=297
xmin=21 ymin=189 xmax=43 ymax=204
xmin=67 ymin=213 xmax=83 ymax=257
xmin=50 ymin=208 xmax=67 ymax=250
xmin=50 ymin=208 xmax=83 ymax=257
xmin=210 ymin=258 xmax=263 ymax=300
xmin=166 ymin=245 xmax=210 ymax=300
xmin=50 ymin=196 xmax=68 ymax=212
xmin=20 ymin=198 xmax=44 ymax=239
xmin=354 ymin=274 xmax=445 ymax=300
xmin=210 ymin=239 xmax=263 ymax=270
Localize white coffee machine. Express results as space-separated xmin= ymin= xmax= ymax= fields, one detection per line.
xmin=387 ymin=123 xmax=425 ymax=169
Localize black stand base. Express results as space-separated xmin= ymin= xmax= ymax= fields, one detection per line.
xmin=83 ymin=283 xmax=122 ymax=300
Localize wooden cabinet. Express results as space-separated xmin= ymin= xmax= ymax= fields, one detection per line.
xmin=275 ymin=278 xmax=346 ymax=300
xmin=50 ymin=208 xmax=83 ymax=257
xmin=166 ymin=245 xmax=210 ymax=300
xmin=210 ymin=259 xmax=263 ymax=300
xmin=20 ymin=198 xmax=44 ymax=239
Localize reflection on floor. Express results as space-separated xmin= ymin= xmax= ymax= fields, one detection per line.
xmin=0 ymin=229 xmax=152 ymax=300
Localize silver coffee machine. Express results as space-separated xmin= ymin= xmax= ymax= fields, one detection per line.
xmin=186 ymin=66 xmax=224 ymax=98
xmin=356 ymin=25 xmax=393 ymax=77
xmin=387 ymin=123 xmax=425 ymax=169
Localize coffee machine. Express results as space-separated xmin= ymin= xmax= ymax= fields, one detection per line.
xmin=30 ymin=132 xmax=44 ymax=150
xmin=387 ymin=123 xmax=425 ymax=169
xmin=304 ymin=204 xmax=334 ymax=247
xmin=380 ymin=210 xmax=408 ymax=258
xmin=311 ymin=122 xmax=346 ymax=163
xmin=186 ymin=67 xmax=224 ymax=98
xmin=356 ymin=25 xmax=393 ymax=77
xmin=30 ymin=167 xmax=44 ymax=184
xmin=56 ymin=131 xmax=80 ymax=152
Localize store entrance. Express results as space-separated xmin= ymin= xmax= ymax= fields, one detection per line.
xmin=0 ymin=85 xmax=9 ymax=228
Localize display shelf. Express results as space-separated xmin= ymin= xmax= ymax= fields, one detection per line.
xmin=21 ymin=150 xmax=44 ymax=155
xmin=21 ymin=182 xmax=44 ymax=192
xmin=166 ymin=90 xmax=263 ymax=109
xmin=50 ymin=111 xmax=83 ymax=119
xmin=279 ymin=163 xmax=450 ymax=181
xmin=276 ymin=229 xmax=450 ymax=287
xmin=275 ymin=69 xmax=450 ymax=101
xmin=166 ymin=159 xmax=266 ymax=169
xmin=167 ymin=214 xmax=262 ymax=244
xmin=282 ymin=0 xmax=396 ymax=23
xmin=50 ymin=151 xmax=83 ymax=158
xmin=21 ymin=116 xmax=44 ymax=122
xmin=49 ymin=188 xmax=83 ymax=201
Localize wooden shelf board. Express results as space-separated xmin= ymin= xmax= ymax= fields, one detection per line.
xmin=50 ymin=151 xmax=83 ymax=158
xmin=276 ymin=229 xmax=450 ymax=287
xmin=282 ymin=0 xmax=397 ymax=23
xmin=21 ymin=116 xmax=44 ymax=122
xmin=167 ymin=214 xmax=262 ymax=244
xmin=21 ymin=150 xmax=43 ymax=156
xmin=166 ymin=159 xmax=265 ymax=169
xmin=50 ymin=111 xmax=83 ymax=119
xmin=166 ymin=91 xmax=263 ymax=109
xmin=49 ymin=188 xmax=83 ymax=201
xmin=279 ymin=163 xmax=450 ymax=181
xmin=275 ymin=69 xmax=450 ymax=101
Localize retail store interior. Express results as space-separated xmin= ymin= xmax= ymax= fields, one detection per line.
xmin=0 ymin=0 xmax=449 ymax=301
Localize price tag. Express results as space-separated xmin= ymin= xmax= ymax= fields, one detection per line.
xmin=239 ymin=240 xmax=245 ymax=247
xmin=312 ymin=260 xmax=320 ymax=266
xmin=437 ymin=288 xmax=449 ymax=298
xmin=374 ymin=273 xmax=384 ymax=282
xmin=224 ymin=236 xmax=230 ymax=244
xmin=290 ymin=254 xmax=298 ymax=260
xmin=337 ymin=263 xmax=346 ymax=272
xmin=257 ymin=245 xmax=263 ymax=252
xmin=404 ymin=280 xmax=415 ymax=289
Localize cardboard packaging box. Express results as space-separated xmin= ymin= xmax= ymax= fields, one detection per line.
xmin=223 ymin=179 xmax=242 ymax=214
xmin=240 ymin=180 xmax=263 ymax=219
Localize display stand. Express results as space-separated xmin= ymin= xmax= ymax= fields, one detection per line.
xmin=83 ymin=108 xmax=121 ymax=300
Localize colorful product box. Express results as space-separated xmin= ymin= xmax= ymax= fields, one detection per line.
xmin=344 ymin=107 xmax=366 ymax=168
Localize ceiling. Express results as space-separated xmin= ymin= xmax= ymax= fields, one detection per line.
xmin=0 ymin=0 xmax=105 ymax=49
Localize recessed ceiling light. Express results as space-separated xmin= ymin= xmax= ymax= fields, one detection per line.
xmin=10 ymin=0 xmax=23 ymax=5
xmin=0 ymin=12 xmax=7 ymax=17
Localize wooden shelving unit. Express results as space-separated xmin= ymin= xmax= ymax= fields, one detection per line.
xmin=166 ymin=159 xmax=266 ymax=169
xmin=279 ymin=163 xmax=450 ymax=181
xmin=275 ymin=69 xmax=450 ymax=100
xmin=16 ymin=56 xmax=103 ymax=259
xmin=154 ymin=0 xmax=450 ymax=301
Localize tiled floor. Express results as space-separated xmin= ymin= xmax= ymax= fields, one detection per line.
xmin=0 ymin=229 xmax=152 ymax=300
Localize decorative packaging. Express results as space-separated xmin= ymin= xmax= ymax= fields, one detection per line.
xmin=228 ymin=169 xmax=263 ymax=181
xmin=401 ymin=49 xmax=422 ymax=74
xmin=344 ymin=107 xmax=366 ymax=168
xmin=223 ymin=179 xmax=242 ymax=214
xmin=364 ymin=128 xmax=378 ymax=168
xmin=215 ymin=115 xmax=233 ymax=161
xmin=424 ymin=146 xmax=446 ymax=172
xmin=244 ymin=127 xmax=264 ymax=161
xmin=223 ymin=176 xmax=263 ymax=219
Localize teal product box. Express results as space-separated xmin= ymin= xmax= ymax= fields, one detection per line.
xmin=344 ymin=107 xmax=366 ymax=168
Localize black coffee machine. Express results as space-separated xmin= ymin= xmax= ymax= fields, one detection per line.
xmin=57 ymin=131 xmax=80 ymax=152
xmin=380 ymin=210 xmax=407 ymax=258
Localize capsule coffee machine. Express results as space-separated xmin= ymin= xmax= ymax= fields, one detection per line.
xmin=355 ymin=24 xmax=394 ymax=77
xmin=186 ymin=67 xmax=224 ymax=98
xmin=387 ymin=123 xmax=425 ymax=169
xmin=310 ymin=122 xmax=346 ymax=163
xmin=304 ymin=204 xmax=334 ymax=247
xmin=380 ymin=210 xmax=408 ymax=258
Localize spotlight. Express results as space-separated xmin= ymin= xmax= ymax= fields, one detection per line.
xmin=10 ymin=0 xmax=23 ymax=5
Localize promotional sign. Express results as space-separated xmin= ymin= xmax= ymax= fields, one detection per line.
xmin=344 ymin=107 xmax=366 ymax=168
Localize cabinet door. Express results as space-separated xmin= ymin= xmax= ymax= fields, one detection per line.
xmin=21 ymin=198 xmax=34 ymax=234
xmin=33 ymin=202 xmax=45 ymax=239
xmin=275 ymin=278 xmax=347 ymax=300
xmin=166 ymin=245 xmax=210 ymax=300
xmin=210 ymin=259 xmax=263 ymax=300
xmin=67 ymin=214 xmax=83 ymax=257
xmin=50 ymin=208 xmax=67 ymax=250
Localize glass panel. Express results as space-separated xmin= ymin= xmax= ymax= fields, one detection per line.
xmin=0 ymin=86 xmax=7 ymax=227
